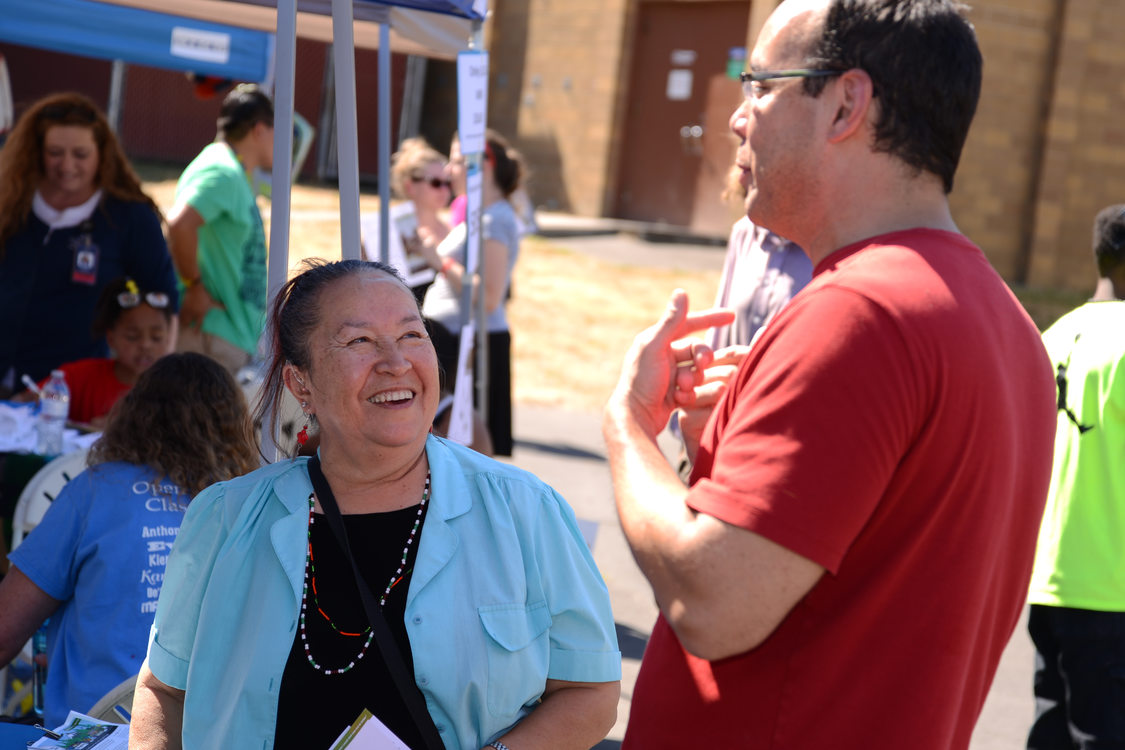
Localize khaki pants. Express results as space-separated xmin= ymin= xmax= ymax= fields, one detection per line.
xmin=176 ymin=327 xmax=252 ymax=376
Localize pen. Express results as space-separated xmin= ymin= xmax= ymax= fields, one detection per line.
xmin=33 ymin=724 xmax=62 ymax=740
xmin=21 ymin=374 xmax=42 ymax=397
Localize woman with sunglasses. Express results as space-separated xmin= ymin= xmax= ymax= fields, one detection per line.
xmin=363 ymin=137 xmax=452 ymax=302
xmin=18 ymin=277 xmax=176 ymax=429
xmin=0 ymin=92 xmax=179 ymax=398
xmin=419 ymin=129 xmax=525 ymax=456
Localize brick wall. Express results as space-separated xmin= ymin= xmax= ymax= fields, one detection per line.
xmin=1025 ymin=0 xmax=1125 ymax=292
xmin=488 ymin=0 xmax=635 ymax=215
xmin=488 ymin=0 xmax=1125 ymax=294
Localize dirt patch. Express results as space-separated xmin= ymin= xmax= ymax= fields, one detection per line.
xmin=142 ymin=174 xmax=723 ymax=414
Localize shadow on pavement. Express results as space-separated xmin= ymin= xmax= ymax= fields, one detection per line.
xmin=513 ymin=438 xmax=605 ymax=461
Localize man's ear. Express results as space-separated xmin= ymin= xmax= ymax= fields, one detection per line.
xmin=826 ymin=68 xmax=875 ymax=144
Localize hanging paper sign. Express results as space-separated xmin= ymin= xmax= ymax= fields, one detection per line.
xmin=666 ymin=69 xmax=693 ymax=101
xmin=464 ymin=168 xmax=483 ymax=274
xmin=670 ymin=49 xmax=696 ymax=66
xmin=447 ymin=322 xmax=476 ymax=447
xmin=456 ymin=50 xmax=489 ymax=155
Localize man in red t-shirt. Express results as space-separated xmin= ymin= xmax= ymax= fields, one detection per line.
xmin=602 ymin=1 xmax=1057 ymax=748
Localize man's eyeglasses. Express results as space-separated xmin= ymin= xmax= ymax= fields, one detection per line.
xmin=118 ymin=291 xmax=171 ymax=310
xmin=740 ymin=69 xmax=843 ymax=99
xmin=412 ymin=175 xmax=451 ymax=190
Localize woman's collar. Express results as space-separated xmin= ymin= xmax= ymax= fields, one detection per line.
xmin=33 ymin=188 xmax=103 ymax=229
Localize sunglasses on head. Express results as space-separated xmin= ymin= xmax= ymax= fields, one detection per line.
xmin=40 ymin=103 xmax=98 ymax=124
xmin=118 ymin=291 xmax=171 ymax=310
xmin=412 ymin=175 xmax=451 ymax=190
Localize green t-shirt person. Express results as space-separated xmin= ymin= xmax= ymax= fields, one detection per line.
xmin=173 ymin=142 xmax=267 ymax=357
xmin=1030 ymin=300 xmax=1125 ymax=611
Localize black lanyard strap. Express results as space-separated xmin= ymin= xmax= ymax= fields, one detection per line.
xmin=306 ymin=456 xmax=446 ymax=750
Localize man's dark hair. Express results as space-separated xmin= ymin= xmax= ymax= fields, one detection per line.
xmin=217 ymin=83 xmax=274 ymax=143
xmin=1093 ymin=204 xmax=1125 ymax=278
xmin=802 ymin=0 xmax=982 ymax=193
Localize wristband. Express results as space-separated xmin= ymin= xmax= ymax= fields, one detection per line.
xmin=440 ymin=257 xmax=456 ymax=275
xmin=182 ymin=276 xmax=203 ymax=289
xmin=487 ymin=742 xmax=511 ymax=750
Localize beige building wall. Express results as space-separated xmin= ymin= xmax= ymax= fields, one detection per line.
xmin=488 ymin=0 xmax=635 ymax=216
xmin=1025 ymin=0 xmax=1125 ymax=292
xmin=951 ymin=1 xmax=1060 ymax=282
xmin=487 ymin=0 xmax=1125 ymax=294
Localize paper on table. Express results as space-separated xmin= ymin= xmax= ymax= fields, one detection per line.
xmin=0 ymin=401 xmax=101 ymax=454
xmin=328 ymin=709 xmax=412 ymax=749
xmin=30 ymin=709 xmax=127 ymax=749
xmin=0 ymin=401 xmax=38 ymax=451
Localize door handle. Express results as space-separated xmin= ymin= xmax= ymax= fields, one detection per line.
xmin=679 ymin=125 xmax=704 ymax=156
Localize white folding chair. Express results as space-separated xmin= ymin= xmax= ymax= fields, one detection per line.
xmin=10 ymin=448 xmax=90 ymax=550
xmin=0 ymin=448 xmax=89 ymax=717
xmin=86 ymin=673 xmax=137 ymax=724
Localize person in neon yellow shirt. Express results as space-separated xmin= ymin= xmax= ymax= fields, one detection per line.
xmin=1028 ymin=203 xmax=1125 ymax=749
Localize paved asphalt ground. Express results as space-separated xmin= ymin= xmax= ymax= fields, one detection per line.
xmin=501 ymin=215 xmax=1037 ymax=748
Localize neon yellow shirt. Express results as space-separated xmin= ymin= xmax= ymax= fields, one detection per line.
xmin=1030 ymin=300 xmax=1125 ymax=611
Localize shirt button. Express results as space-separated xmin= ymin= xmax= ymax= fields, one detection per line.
xmin=412 ymin=615 xmax=423 ymax=624
xmin=419 ymin=676 xmax=429 ymax=685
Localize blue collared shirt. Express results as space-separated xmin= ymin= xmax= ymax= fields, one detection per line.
xmin=146 ymin=435 xmax=621 ymax=749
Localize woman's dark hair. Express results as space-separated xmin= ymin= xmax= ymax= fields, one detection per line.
xmin=484 ymin=129 xmax=524 ymax=198
xmin=801 ymin=0 xmax=982 ymax=194
xmin=0 ymin=92 xmax=162 ymax=259
xmin=91 ymin=277 xmax=175 ymax=337
xmin=89 ymin=352 xmax=259 ymax=495
xmin=255 ymin=258 xmax=412 ymax=458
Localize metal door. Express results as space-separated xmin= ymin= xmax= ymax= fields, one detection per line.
xmin=614 ymin=1 xmax=749 ymax=235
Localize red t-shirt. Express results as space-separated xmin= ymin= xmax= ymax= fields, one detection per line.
xmin=624 ymin=230 xmax=1056 ymax=749
xmin=45 ymin=358 xmax=131 ymax=425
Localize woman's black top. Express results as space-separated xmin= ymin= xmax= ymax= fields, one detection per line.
xmin=274 ymin=501 xmax=429 ymax=750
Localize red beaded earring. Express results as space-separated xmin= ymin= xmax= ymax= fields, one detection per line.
xmin=297 ymin=401 xmax=310 ymax=446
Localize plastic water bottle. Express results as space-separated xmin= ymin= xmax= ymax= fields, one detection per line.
xmin=35 ymin=370 xmax=70 ymax=457
xmin=32 ymin=621 xmax=48 ymax=718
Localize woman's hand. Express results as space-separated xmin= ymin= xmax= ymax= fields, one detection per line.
xmin=482 ymin=679 xmax=620 ymax=749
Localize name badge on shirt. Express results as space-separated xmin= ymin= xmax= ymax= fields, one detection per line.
xmin=71 ymin=225 xmax=99 ymax=285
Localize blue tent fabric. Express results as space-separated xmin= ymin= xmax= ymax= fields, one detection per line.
xmin=358 ymin=0 xmax=481 ymax=19
xmin=0 ymin=0 xmax=273 ymax=82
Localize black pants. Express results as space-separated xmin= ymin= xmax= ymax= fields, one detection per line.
xmin=427 ymin=320 xmax=513 ymax=456
xmin=1027 ymin=604 xmax=1125 ymax=750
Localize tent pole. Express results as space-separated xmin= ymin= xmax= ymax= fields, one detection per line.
xmin=106 ymin=60 xmax=127 ymax=133
xmin=332 ymin=0 xmax=362 ymax=261
xmin=262 ymin=0 xmax=298 ymax=461
xmin=378 ymin=23 xmax=391 ymax=264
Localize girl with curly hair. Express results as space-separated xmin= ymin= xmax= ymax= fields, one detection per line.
xmin=0 ymin=352 xmax=258 ymax=727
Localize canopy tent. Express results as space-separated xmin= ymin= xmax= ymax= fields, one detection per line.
xmin=0 ymin=0 xmax=275 ymax=82
xmin=94 ymin=0 xmax=478 ymax=60
xmin=1 ymin=0 xmax=488 ymax=453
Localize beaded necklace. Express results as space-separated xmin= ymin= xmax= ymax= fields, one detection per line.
xmin=299 ymin=472 xmax=430 ymax=675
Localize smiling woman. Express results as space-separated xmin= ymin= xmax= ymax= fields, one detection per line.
xmin=128 ymin=258 xmax=622 ymax=750
xmin=0 ymin=92 xmax=180 ymax=397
